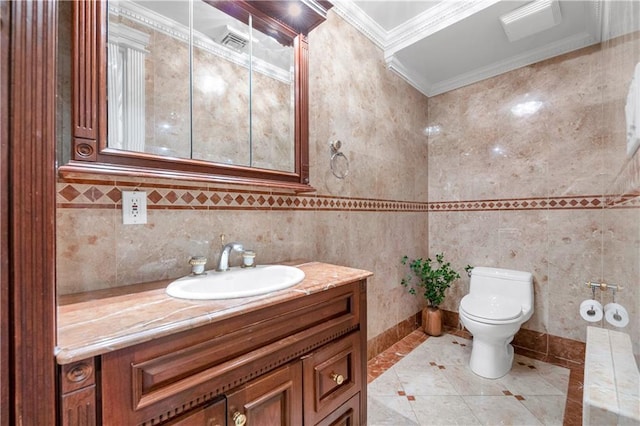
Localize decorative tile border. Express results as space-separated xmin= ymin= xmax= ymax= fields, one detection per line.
xmin=56 ymin=179 xmax=430 ymax=212
xmin=56 ymin=179 xmax=638 ymax=212
xmin=428 ymin=195 xmax=606 ymax=211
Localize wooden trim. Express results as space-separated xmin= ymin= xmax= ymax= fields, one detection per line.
xmin=358 ymin=280 xmax=368 ymax=422
xmin=0 ymin=1 xmax=10 ymax=424
xmin=9 ymin=1 xmax=57 ymax=423
xmin=297 ymin=35 xmax=310 ymax=185
xmin=72 ymin=0 xmax=105 ymax=142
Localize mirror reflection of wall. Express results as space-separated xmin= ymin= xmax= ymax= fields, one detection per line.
xmin=106 ymin=0 xmax=295 ymax=171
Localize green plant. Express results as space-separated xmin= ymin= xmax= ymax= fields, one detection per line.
xmin=401 ymin=253 xmax=461 ymax=307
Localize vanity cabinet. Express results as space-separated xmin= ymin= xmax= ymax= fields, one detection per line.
xmin=57 ymin=278 xmax=367 ymax=426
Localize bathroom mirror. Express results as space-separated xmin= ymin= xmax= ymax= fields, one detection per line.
xmin=61 ymin=0 xmax=332 ymax=191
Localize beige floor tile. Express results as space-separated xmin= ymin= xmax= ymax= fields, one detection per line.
xmin=368 ymin=333 xmax=571 ymax=425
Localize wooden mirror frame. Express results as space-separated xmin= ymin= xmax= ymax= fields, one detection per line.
xmin=60 ymin=0 xmax=332 ymax=192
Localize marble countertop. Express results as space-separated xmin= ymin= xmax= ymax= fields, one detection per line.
xmin=56 ymin=261 xmax=372 ymax=365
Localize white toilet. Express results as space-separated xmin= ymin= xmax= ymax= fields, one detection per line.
xmin=459 ymin=266 xmax=533 ymax=379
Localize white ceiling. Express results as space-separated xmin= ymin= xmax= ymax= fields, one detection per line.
xmin=332 ymin=0 xmax=640 ymax=97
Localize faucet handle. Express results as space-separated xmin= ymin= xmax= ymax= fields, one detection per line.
xmin=219 ymin=233 xmax=226 ymax=248
xmin=189 ymin=256 xmax=207 ymax=275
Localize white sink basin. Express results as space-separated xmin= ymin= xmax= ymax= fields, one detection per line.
xmin=166 ymin=265 xmax=305 ymax=300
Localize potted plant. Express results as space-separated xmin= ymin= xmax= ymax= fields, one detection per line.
xmin=401 ymin=253 xmax=461 ymax=336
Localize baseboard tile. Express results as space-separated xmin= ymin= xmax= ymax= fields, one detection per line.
xmin=368 ymin=309 xmax=586 ymax=365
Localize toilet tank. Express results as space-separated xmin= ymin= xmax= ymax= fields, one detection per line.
xmin=469 ymin=267 xmax=534 ymax=311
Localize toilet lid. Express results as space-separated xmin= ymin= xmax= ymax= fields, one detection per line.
xmin=460 ymin=294 xmax=522 ymax=321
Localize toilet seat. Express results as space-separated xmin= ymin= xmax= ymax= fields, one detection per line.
xmin=460 ymin=294 xmax=522 ymax=324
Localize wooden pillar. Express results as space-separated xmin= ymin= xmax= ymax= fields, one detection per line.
xmin=0 ymin=1 xmax=10 ymax=424
xmin=8 ymin=0 xmax=58 ymax=423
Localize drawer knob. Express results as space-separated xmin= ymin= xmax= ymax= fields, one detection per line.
xmin=330 ymin=372 xmax=345 ymax=385
xmin=232 ymin=411 xmax=247 ymax=426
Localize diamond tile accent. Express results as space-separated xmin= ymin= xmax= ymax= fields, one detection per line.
xmin=181 ymin=193 xmax=194 ymax=204
xmin=83 ymin=187 xmax=104 ymax=202
xmin=165 ymin=191 xmax=178 ymax=204
xmin=196 ymin=192 xmax=208 ymax=204
xmin=60 ymin=185 xmax=81 ymax=201
xmin=106 ymin=188 xmax=121 ymax=203
xmin=148 ymin=190 xmax=163 ymax=204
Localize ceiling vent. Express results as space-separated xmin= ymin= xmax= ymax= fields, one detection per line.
xmin=217 ymin=25 xmax=249 ymax=51
xmin=500 ymin=0 xmax=562 ymax=42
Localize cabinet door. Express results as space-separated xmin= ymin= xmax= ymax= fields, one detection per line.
xmin=164 ymin=398 xmax=225 ymax=426
xmin=226 ymin=362 xmax=302 ymax=426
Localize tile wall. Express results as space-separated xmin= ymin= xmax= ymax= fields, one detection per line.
xmin=427 ymin=24 xmax=640 ymax=355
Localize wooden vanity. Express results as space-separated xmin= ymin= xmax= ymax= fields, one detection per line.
xmin=56 ymin=262 xmax=371 ymax=426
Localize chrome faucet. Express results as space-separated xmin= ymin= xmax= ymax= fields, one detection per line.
xmin=216 ymin=242 xmax=244 ymax=271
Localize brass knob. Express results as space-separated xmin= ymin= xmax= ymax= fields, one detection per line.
xmin=232 ymin=412 xmax=247 ymax=426
xmin=330 ymin=372 xmax=345 ymax=385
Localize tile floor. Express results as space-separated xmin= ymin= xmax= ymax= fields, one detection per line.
xmin=367 ymin=333 xmax=572 ymax=425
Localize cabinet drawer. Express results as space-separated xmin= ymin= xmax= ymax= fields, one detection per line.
xmin=315 ymin=393 xmax=360 ymax=426
xmin=303 ymin=332 xmax=361 ymax=425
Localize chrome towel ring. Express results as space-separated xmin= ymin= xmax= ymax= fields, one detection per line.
xmin=329 ymin=140 xmax=349 ymax=179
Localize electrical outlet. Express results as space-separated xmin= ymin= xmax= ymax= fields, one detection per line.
xmin=122 ymin=190 xmax=147 ymax=225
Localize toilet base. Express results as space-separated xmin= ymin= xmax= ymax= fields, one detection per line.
xmin=469 ymin=338 xmax=515 ymax=379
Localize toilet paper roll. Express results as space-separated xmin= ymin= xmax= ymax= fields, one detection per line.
xmin=604 ymin=303 xmax=629 ymax=328
xmin=580 ymin=299 xmax=603 ymax=322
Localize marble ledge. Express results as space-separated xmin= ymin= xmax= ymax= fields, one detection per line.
xmin=56 ymin=261 xmax=373 ymax=365
xmin=583 ymin=326 xmax=640 ymax=425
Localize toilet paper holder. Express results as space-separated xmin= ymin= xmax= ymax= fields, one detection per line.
xmin=585 ymin=281 xmax=623 ymax=292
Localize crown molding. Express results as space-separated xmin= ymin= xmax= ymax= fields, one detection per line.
xmin=338 ymin=0 xmax=608 ymax=97
xmin=385 ymin=56 xmax=432 ymax=98
xmin=333 ymin=0 xmax=499 ymax=54
xmin=331 ymin=0 xmax=388 ymax=49
xmin=384 ymin=0 xmax=500 ymax=57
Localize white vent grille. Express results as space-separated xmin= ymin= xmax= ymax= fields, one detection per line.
xmin=218 ymin=26 xmax=249 ymax=51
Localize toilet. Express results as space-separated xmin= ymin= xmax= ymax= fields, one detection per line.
xmin=459 ymin=266 xmax=533 ymax=379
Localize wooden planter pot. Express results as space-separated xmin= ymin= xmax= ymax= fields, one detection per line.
xmin=422 ymin=307 xmax=443 ymax=337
